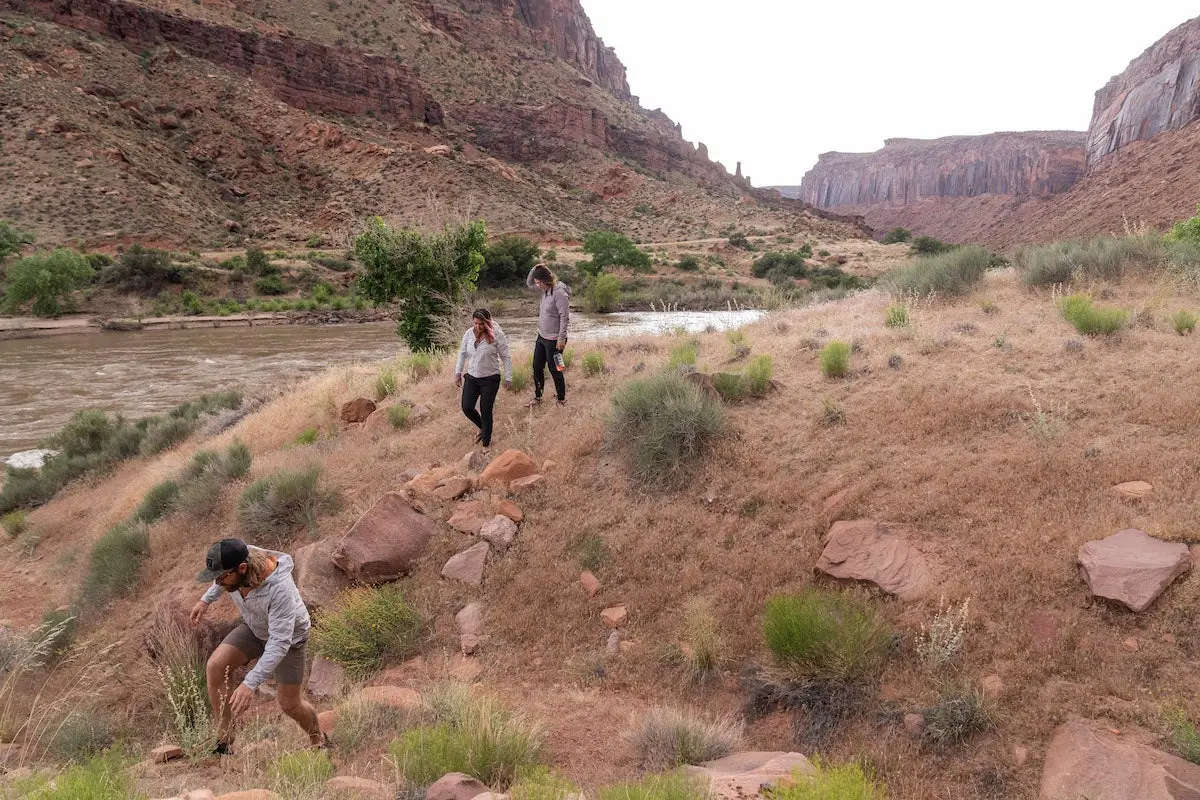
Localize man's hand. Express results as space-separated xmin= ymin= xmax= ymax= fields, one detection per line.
xmin=504 ymin=380 xmax=513 ymax=391
xmin=229 ymin=684 xmax=255 ymax=716
xmin=189 ymin=600 xmax=209 ymax=626
xmin=455 ymin=373 xmax=463 ymax=388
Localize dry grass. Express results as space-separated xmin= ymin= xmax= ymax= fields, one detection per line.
xmin=625 ymin=706 xmax=743 ymax=769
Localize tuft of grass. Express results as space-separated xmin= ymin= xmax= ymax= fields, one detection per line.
xmin=510 ymin=358 xmax=532 ymax=393
xmin=921 ymin=686 xmax=993 ymax=748
xmin=333 ymin=693 xmax=417 ymax=756
xmin=1015 ymin=235 xmax=1163 ymax=287
xmin=979 ymin=299 xmax=999 ymax=315
xmin=1173 ymin=310 xmax=1197 ymax=335
xmin=762 ymin=590 xmax=892 ymax=683
xmin=571 ymin=533 xmax=611 ymax=572
xmin=668 ymin=341 xmax=699 ymax=371
xmin=819 ymin=399 xmax=846 ymax=427
xmin=583 ymin=351 xmax=606 ymax=377
xmin=765 ymin=759 xmax=886 ymax=800
xmin=1059 ymin=293 xmax=1128 ymax=335
xmin=49 ymin=709 xmax=114 ymax=762
xmin=149 ymin=611 xmax=213 ymax=760
xmin=375 ymin=367 xmax=399 ymax=400
xmin=2 ymin=510 xmax=27 ymax=537
xmin=743 ymin=355 xmax=773 ymax=395
xmin=884 ymin=304 xmax=909 ymax=328
xmin=311 ymin=584 xmax=422 ymax=677
xmin=678 ymin=598 xmax=723 ymax=683
xmin=1166 ymin=709 xmax=1200 ymax=765
xmin=607 ymin=374 xmax=727 ymax=487
xmin=133 ymin=480 xmax=179 ymax=523
xmin=407 ymin=352 xmax=436 ymax=380
xmin=509 ymin=767 xmax=582 ymax=800
xmin=914 ymin=597 xmax=970 ymax=669
xmin=597 ymin=770 xmax=710 ymax=800
xmin=388 ymin=404 xmax=413 ymax=429
xmin=14 ymin=748 xmax=143 ymax=800
xmin=31 ymin=609 xmax=78 ymax=661
xmin=712 ymin=372 xmax=748 ymax=403
xmin=819 ymin=341 xmax=851 ymax=378
xmin=389 ymin=688 xmax=544 ymax=790
xmin=295 ymin=427 xmax=319 ymax=445
xmin=270 ymin=749 xmax=334 ymax=798
xmin=627 ymin=707 xmax=743 ymax=770
xmin=82 ymin=521 xmax=151 ymax=607
xmin=885 ymin=245 xmax=992 ymax=297
xmin=237 ymin=465 xmax=339 ymax=547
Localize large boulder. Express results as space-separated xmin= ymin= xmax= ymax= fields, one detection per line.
xmin=331 ymin=493 xmax=436 ymax=583
xmin=1077 ymin=529 xmax=1191 ymax=612
xmin=684 ymin=752 xmax=816 ymax=800
xmin=340 ymin=398 xmax=377 ymax=423
xmin=1040 ymin=719 xmax=1200 ymax=799
xmin=478 ymin=449 xmax=538 ymax=489
xmin=293 ymin=538 xmax=353 ymax=610
xmin=814 ymin=520 xmax=932 ymax=600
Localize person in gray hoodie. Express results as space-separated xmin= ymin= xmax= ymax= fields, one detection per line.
xmin=526 ymin=264 xmax=570 ymax=406
xmin=190 ymin=538 xmax=324 ymax=754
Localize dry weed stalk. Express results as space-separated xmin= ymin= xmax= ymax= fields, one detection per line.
xmin=915 ymin=596 xmax=971 ymax=669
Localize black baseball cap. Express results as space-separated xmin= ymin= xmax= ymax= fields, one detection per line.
xmin=197 ymin=538 xmax=250 ymax=582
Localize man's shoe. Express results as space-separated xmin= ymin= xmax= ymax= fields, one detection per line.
xmin=213 ymin=740 xmax=234 ymax=756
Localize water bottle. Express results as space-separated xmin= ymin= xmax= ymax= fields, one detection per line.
xmin=553 ymin=351 xmax=565 ymax=372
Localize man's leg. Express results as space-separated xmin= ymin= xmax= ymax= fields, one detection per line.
xmin=277 ymin=683 xmax=321 ymax=745
xmin=206 ymin=643 xmax=250 ymax=745
xmin=531 ymin=337 xmax=547 ymax=400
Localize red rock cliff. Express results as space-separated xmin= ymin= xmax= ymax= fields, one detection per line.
xmin=1087 ymin=15 xmax=1200 ymax=169
xmin=798 ymin=132 xmax=1086 ymax=209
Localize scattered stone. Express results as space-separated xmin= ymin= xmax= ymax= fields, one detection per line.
xmin=456 ymin=602 xmax=484 ymax=642
xmin=293 ymin=537 xmax=352 ymax=610
xmin=442 ymin=542 xmax=490 ymax=586
xmin=605 ymin=630 xmax=621 ymax=656
xmin=980 ymin=674 xmax=1004 ymax=699
xmin=903 ymin=713 xmax=925 ymax=736
xmin=224 ymin=219 xmax=241 ymax=233
xmin=426 ymin=772 xmax=488 ymax=800
xmin=460 ymin=449 xmax=491 ymax=473
xmin=1040 ymin=718 xmax=1200 ymax=799
xmin=510 ymin=474 xmax=546 ymax=493
xmin=1162 ymin=633 xmax=1177 ymax=644
xmin=151 ymin=744 xmax=184 ymax=763
xmin=158 ymin=114 xmax=181 ymax=129
xmin=307 ymin=656 xmax=346 ymax=700
xmin=600 ymin=605 xmax=627 ymax=629
xmin=1122 ymin=637 xmax=1140 ymax=653
xmin=434 ymin=476 xmax=473 ymax=501
xmin=423 ymin=144 xmax=454 ymax=157
xmin=326 ymin=776 xmax=392 ymax=799
xmin=1013 ymin=743 xmax=1030 ymax=766
xmin=478 ymin=449 xmax=538 ymax=489
xmin=216 ymin=792 xmax=281 ymax=800
xmin=496 ymin=499 xmax=524 ymax=524
xmin=448 ymin=500 xmax=491 ymax=534
xmin=331 ymin=493 xmax=436 ymax=583
xmin=340 ymin=398 xmax=377 ymax=423
xmin=580 ymin=571 xmax=601 ymax=598
xmin=1077 ymin=529 xmax=1191 ymax=612
xmin=683 ymin=752 xmax=816 ymax=800
xmin=814 ymin=519 xmax=933 ymax=600
xmin=480 ymin=515 xmax=519 ymax=553
xmin=356 ymin=685 xmax=422 ymax=710
xmin=1112 ymin=480 xmax=1153 ymax=501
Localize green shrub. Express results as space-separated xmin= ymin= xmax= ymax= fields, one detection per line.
xmin=765 ymin=758 xmax=886 ymax=800
xmin=295 ymin=427 xmax=319 ymax=445
xmin=911 ymin=235 xmax=953 ymax=255
xmin=388 ymin=404 xmax=413 ymax=429
xmin=676 ymin=255 xmax=700 ymax=271
xmin=255 ymin=274 xmax=288 ymax=295
xmin=388 ymin=691 xmax=544 ymax=789
xmin=580 ymin=231 xmax=651 ymax=275
xmin=481 ymin=236 xmax=541 ymax=288
xmin=582 ymin=351 xmax=606 ymax=377
xmin=712 ymin=372 xmax=747 ymax=403
xmin=728 ymin=232 xmax=752 ymax=250
xmin=819 ymin=341 xmax=851 ymax=378
xmin=311 ymin=584 xmax=422 ymax=676
xmin=375 ymin=367 xmax=398 ymax=400
xmin=752 ymin=248 xmax=812 ymax=280
xmin=884 ymin=304 xmax=909 ymax=328
xmin=1167 ymin=709 xmax=1200 ymax=765
xmin=1173 ymin=310 xmax=1197 ymax=335
xmin=245 ymin=247 xmax=272 ymax=275
xmin=269 ymin=750 xmax=334 ymax=796
xmin=1015 ymin=235 xmax=1163 ymax=287
xmin=49 ymin=709 xmax=114 ymax=761
xmin=82 ymin=521 xmax=151 ymax=607
xmin=1166 ymin=204 xmax=1200 ymax=245
xmin=921 ymin=687 xmax=993 ymax=748
xmin=1059 ymin=293 xmax=1128 ymax=335
xmin=237 ymin=465 xmax=338 ymax=546
xmin=882 ymin=227 xmax=912 ymax=244
xmin=2 ymin=510 xmax=27 ymax=537
xmin=885 ymin=246 xmax=992 ymax=297
xmin=628 ymin=707 xmax=743 ymax=770
xmin=744 ymin=355 xmax=773 ymax=395
xmin=668 ymin=341 xmax=698 ymax=370
xmin=101 ymin=245 xmax=182 ymax=294
xmin=597 ymin=770 xmax=710 ymax=800
xmin=139 ymin=416 xmax=197 ymax=456
xmin=15 ymin=748 xmax=142 ymax=800
xmin=607 ymin=374 xmax=727 ymax=486
xmin=133 ymin=480 xmax=179 ymax=523
xmin=221 ymin=440 xmax=252 ymax=480
xmin=3 ymin=249 xmax=95 ymax=316
xmin=585 ymin=273 xmax=622 ymax=313
xmin=0 ymin=219 xmax=34 ymax=260
xmin=762 ymin=590 xmax=892 ymax=683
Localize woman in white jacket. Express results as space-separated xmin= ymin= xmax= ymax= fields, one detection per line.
xmin=454 ymin=308 xmax=513 ymax=450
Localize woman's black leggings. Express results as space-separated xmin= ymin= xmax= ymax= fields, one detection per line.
xmin=461 ymin=374 xmax=501 ymax=446
xmin=532 ymin=335 xmax=567 ymax=402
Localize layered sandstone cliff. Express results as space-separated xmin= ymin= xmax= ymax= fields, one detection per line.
xmin=797 ymin=132 xmax=1086 ymax=208
xmin=1087 ymin=15 xmax=1200 ymax=168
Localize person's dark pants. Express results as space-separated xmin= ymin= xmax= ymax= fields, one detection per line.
xmin=461 ymin=373 xmax=501 ymax=446
xmin=532 ymin=335 xmax=567 ymax=402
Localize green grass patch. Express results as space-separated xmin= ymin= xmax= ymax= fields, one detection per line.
xmin=884 ymin=304 xmax=909 ymax=328
xmin=1 ymin=510 xmax=27 ymax=537
xmin=270 ymin=749 xmax=334 ymax=797
xmin=819 ymin=341 xmax=851 ymax=378
xmin=597 ymin=770 xmax=710 ymax=800
xmin=1059 ymin=293 xmax=1128 ymax=335
xmin=762 ymin=590 xmax=892 ymax=683
xmin=582 ymin=351 xmax=606 ymax=377
xmin=295 ymin=427 xmax=319 ymax=445
xmin=407 ymin=352 xmax=436 ymax=380
xmin=333 ymin=694 xmax=417 ymax=756
xmin=311 ymin=584 xmax=422 ymax=677
xmin=667 ymin=341 xmax=698 ymax=370
xmin=375 ymin=367 xmax=399 ymax=400
xmin=743 ymin=355 xmax=773 ymax=395
xmin=1173 ymin=310 xmax=1197 ymax=335
xmin=509 ymin=768 xmax=582 ymax=800
xmin=49 ymin=709 xmax=114 ymax=762
xmin=765 ymin=758 xmax=886 ymax=800
xmin=388 ymin=404 xmax=413 ymax=429
xmin=510 ymin=359 xmax=532 ymax=393
xmin=237 ymin=465 xmax=338 ymax=547
xmin=14 ymin=748 xmax=143 ymax=800
xmin=1167 ymin=709 xmax=1200 ymax=765
xmin=921 ymin=686 xmax=993 ymax=748
xmin=885 ymin=245 xmax=993 ymax=297
xmin=82 ymin=520 xmax=151 ymax=608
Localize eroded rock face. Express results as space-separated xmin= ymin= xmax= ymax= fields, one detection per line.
xmin=1087 ymin=16 xmax=1200 ymax=169
xmin=1040 ymin=719 xmax=1200 ymax=799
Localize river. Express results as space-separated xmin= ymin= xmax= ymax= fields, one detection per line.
xmin=0 ymin=309 xmax=762 ymax=459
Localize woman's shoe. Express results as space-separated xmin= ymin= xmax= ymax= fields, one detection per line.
xmin=474 ymin=432 xmax=483 ymax=444
xmin=525 ymin=396 xmax=542 ymax=408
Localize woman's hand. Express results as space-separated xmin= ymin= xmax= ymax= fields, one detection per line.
xmin=504 ymin=380 xmax=513 ymax=391
xmin=556 ymin=340 xmax=565 ymax=351
xmin=455 ymin=373 xmax=463 ymax=388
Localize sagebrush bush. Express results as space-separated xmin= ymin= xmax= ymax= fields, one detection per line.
xmin=885 ymin=245 xmax=992 ymax=297
xmin=766 ymin=758 xmax=886 ymax=799
xmin=762 ymin=590 xmax=892 ymax=683
xmin=597 ymin=770 xmax=710 ymax=800
xmin=583 ymin=351 xmax=606 ymax=377
xmin=882 ymin=227 xmax=912 ymax=244
xmin=311 ymin=584 xmax=422 ymax=676
xmin=744 ymin=355 xmax=773 ymax=395
xmin=389 ymin=689 xmax=544 ymax=789
xmin=819 ymin=341 xmax=851 ymax=378
xmin=712 ymin=372 xmax=747 ymax=403
xmin=1015 ymin=235 xmax=1164 ymax=287
xmin=133 ymin=480 xmax=179 ymax=523
xmin=1173 ymin=310 xmax=1197 ymax=335
xmin=237 ymin=465 xmax=338 ymax=546
xmin=1059 ymin=293 xmax=1128 ymax=335
xmin=885 ymin=304 xmax=909 ymax=328
xmin=509 ymin=767 xmax=581 ymax=800
xmin=627 ymin=707 xmax=743 ymax=770
xmin=82 ymin=521 xmax=151 ymax=607
xmin=607 ymin=374 xmax=727 ymax=486
xmin=138 ymin=416 xmax=197 ymax=456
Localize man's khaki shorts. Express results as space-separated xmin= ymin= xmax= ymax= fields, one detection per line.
xmin=221 ymin=623 xmax=307 ymax=686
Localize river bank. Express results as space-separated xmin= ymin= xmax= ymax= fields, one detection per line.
xmin=0 ymin=308 xmax=398 ymax=341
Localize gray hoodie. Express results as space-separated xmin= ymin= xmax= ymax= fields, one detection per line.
xmin=527 ymin=267 xmax=571 ymax=341
xmin=200 ymin=547 xmax=310 ymax=691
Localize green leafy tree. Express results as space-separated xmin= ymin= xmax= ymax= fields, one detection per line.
xmin=1166 ymin=204 xmax=1200 ymax=244
xmin=480 ymin=236 xmax=540 ymax=288
xmin=584 ymin=273 xmax=621 ymax=313
xmin=579 ymin=231 xmax=651 ymax=276
xmin=3 ymin=249 xmax=93 ymax=316
xmin=0 ymin=220 xmax=35 ymax=260
xmin=101 ymin=244 xmax=181 ymax=294
xmin=355 ymin=218 xmax=487 ymax=351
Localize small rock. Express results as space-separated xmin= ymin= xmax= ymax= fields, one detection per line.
xmin=605 ymin=630 xmax=621 ymax=656
xmin=479 ymin=449 xmax=538 ymax=488
xmin=434 ymin=476 xmax=473 ymax=501
xmin=1112 ymin=480 xmax=1153 ymax=501
xmin=306 ymin=656 xmax=345 ymax=700
xmin=151 ymin=744 xmax=184 ymax=763
xmin=600 ymin=605 xmax=627 ymax=629
xmin=496 ymin=499 xmax=524 ymax=524
xmin=340 ymin=398 xmax=377 ymax=423
xmin=1078 ymin=529 xmax=1191 ymax=612
xmin=980 ymin=674 xmax=1004 ymax=699
xmin=510 ymin=473 xmax=546 ymax=493
xmin=460 ymin=633 xmax=483 ymax=656
xmin=224 ymin=219 xmax=241 ymax=233
xmin=456 ymin=603 xmax=484 ymax=636
xmin=426 ymin=772 xmax=487 ymax=800
xmin=1122 ymin=637 xmax=1140 ymax=652
xmin=317 ymin=709 xmax=339 ymax=732
xmin=442 ymin=542 xmax=490 ymax=586
xmin=1012 ymin=744 xmax=1029 ymax=766
xmin=480 ymin=515 xmax=518 ymax=553
xmin=903 ymin=713 xmax=925 ymax=736
xmin=580 ymin=571 xmax=601 ymax=598
xmin=423 ymin=144 xmax=454 ymax=157
xmin=448 ymin=500 xmax=491 ymax=535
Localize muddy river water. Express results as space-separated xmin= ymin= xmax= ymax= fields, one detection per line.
xmin=0 ymin=309 xmax=762 ymax=459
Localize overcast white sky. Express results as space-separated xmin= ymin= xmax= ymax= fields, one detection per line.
xmin=580 ymin=2 xmax=1198 ymax=186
